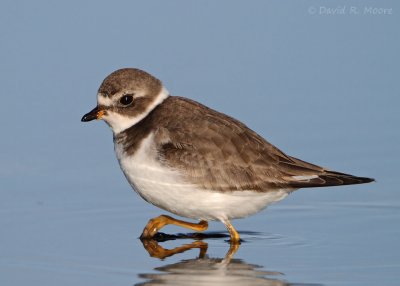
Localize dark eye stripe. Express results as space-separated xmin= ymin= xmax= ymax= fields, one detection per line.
xmin=120 ymin=94 xmax=133 ymax=105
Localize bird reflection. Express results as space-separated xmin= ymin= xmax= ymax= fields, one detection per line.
xmin=138 ymin=233 xmax=321 ymax=286
xmin=140 ymin=232 xmax=236 ymax=260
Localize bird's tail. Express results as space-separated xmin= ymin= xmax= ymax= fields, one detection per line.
xmin=281 ymin=155 xmax=375 ymax=188
xmin=287 ymin=170 xmax=375 ymax=188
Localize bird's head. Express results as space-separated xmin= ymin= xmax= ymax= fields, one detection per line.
xmin=81 ymin=68 xmax=169 ymax=134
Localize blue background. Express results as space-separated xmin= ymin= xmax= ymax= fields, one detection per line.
xmin=1 ymin=1 xmax=399 ymax=285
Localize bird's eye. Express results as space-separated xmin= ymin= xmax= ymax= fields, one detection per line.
xmin=119 ymin=94 xmax=133 ymax=106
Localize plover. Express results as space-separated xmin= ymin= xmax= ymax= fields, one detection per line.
xmin=81 ymin=68 xmax=374 ymax=243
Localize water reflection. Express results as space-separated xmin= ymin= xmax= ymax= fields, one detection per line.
xmin=137 ymin=234 xmax=321 ymax=286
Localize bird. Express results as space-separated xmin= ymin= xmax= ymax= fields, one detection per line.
xmin=81 ymin=68 xmax=374 ymax=243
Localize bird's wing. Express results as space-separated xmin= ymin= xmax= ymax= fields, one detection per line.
xmin=154 ymin=97 xmax=373 ymax=192
xmin=276 ymin=155 xmax=374 ymax=188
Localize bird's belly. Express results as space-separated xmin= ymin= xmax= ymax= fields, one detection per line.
xmin=115 ymin=135 xmax=289 ymax=221
xmin=118 ymin=156 xmax=289 ymax=220
xmin=143 ymin=186 xmax=289 ymax=221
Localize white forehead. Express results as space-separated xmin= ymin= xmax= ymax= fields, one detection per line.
xmin=97 ymin=93 xmax=113 ymax=106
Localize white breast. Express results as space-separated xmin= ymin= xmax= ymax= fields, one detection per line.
xmin=115 ymin=133 xmax=289 ymax=221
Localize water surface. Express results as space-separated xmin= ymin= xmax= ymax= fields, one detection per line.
xmin=1 ymin=1 xmax=399 ymax=285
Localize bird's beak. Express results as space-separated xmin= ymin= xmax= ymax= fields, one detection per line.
xmin=81 ymin=107 xmax=105 ymax=122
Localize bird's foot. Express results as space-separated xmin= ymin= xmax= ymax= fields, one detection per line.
xmin=140 ymin=214 xmax=208 ymax=239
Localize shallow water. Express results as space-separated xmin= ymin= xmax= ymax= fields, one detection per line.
xmin=1 ymin=1 xmax=399 ymax=285
xmin=1 ymin=184 xmax=399 ymax=285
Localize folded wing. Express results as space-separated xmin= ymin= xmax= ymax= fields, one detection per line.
xmin=155 ymin=97 xmax=374 ymax=192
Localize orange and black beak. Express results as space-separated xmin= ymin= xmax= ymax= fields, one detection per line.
xmin=81 ymin=107 xmax=105 ymax=122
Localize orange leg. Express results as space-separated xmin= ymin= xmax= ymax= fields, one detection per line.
xmin=140 ymin=215 xmax=208 ymax=239
xmin=222 ymin=219 xmax=241 ymax=244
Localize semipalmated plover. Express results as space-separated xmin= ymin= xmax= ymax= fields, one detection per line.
xmin=81 ymin=68 xmax=374 ymax=243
